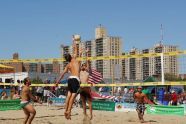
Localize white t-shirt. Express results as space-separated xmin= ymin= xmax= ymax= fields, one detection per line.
xmin=18 ymin=84 xmax=23 ymax=91
xmin=99 ymin=87 xmax=102 ymax=92
xmin=118 ymin=87 xmax=121 ymax=92
xmin=37 ymin=87 xmax=43 ymax=93
xmin=124 ymin=88 xmax=128 ymax=94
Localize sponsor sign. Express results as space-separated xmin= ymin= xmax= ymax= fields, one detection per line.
xmin=92 ymin=100 xmax=115 ymax=111
xmin=147 ymin=105 xmax=184 ymax=116
xmin=115 ymin=103 xmax=136 ymax=112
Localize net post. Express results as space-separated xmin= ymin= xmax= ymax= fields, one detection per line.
xmin=161 ymin=53 xmax=165 ymax=85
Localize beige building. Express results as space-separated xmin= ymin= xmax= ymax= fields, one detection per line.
xmin=95 ymin=25 xmax=107 ymax=39
xmin=150 ymin=44 xmax=178 ymax=77
xmin=102 ymin=37 xmax=122 ymax=79
xmin=94 ymin=26 xmax=122 ymax=79
xmin=123 ymin=43 xmax=178 ymax=81
xmin=124 ymin=48 xmax=143 ymax=81
xmin=60 ymin=26 xmax=122 ymax=80
xmin=60 ymin=45 xmax=73 ymax=73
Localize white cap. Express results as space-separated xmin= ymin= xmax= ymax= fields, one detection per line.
xmin=171 ymin=90 xmax=175 ymax=93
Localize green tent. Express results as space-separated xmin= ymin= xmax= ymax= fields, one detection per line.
xmin=144 ymin=76 xmax=157 ymax=82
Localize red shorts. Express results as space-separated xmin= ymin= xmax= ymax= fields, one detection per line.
xmin=80 ymin=87 xmax=92 ymax=100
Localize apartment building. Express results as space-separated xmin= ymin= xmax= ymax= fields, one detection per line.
xmin=123 ymin=43 xmax=178 ymax=81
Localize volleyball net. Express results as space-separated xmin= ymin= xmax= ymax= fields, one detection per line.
xmin=0 ymin=50 xmax=186 ymax=87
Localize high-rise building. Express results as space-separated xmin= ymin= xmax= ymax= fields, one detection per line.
xmin=79 ymin=40 xmax=93 ymax=68
xmin=94 ymin=36 xmax=122 ymax=79
xmin=84 ymin=41 xmax=92 ymax=57
xmin=60 ymin=45 xmax=73 ymax=73
xmin=37 ymin=62 xmax=44 ymax=73
xmin=142 ymin=49 xmax=150 ymax=80
xmin=53 ymin=61 xmax=60 ymax=74
xmin=13 ymin=53 xmax=19 ymax=60
xmin=5 ymin=53 xmax=23 ymax=72
xmin=124 ymin=48 xmax=142 ymax=81
xmin=122 ymin=53 xmax=126 ymax=81
xmin=23 ymin=63 xmax=37 ymax=72
xmin=7 ymin=62 xmax=23 ymax=72
xmin=95 ymin=25 xmax=107 ymax=39
xmin=44 ymin=64 xmax=53 ymax=73
xmin=60 ymin=26 xmax=122 ymax=80
xmin=94 ymin=26 xmax=122 ymax=79
xmin=150 ymin=43 xmax=178 ymax=77
xmin=123 ymin=43 xmax=178 ymax=81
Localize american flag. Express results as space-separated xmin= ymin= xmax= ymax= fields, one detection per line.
xmin=99 ymin=94 xmax=116 ymax=100
xmin=88 ymin=69 xmax=103 ymax=84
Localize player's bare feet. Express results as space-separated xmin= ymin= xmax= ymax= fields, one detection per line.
xmin=83 ymin=112 xmax=87 ymax=116
xmin=140 ymin=119 xmax=145 ymax=123
xmin=64 ymin=111 xmax=68 ymax=119
xmin=89 ymin=114 xmax=93 ymax=120
xmin=66 ymin=111 xmax=71 ymax=120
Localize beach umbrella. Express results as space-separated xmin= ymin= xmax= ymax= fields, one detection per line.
xmin=0 ymin=64 xmax=14 ymax=69
xmin=0 ymin=64 xmax=14 ymax=73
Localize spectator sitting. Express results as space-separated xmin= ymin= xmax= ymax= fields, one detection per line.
xmin=1 ymin=91 xmax=8 ymax=100
xmin=13 ymin=90 xmax=20 ymax=99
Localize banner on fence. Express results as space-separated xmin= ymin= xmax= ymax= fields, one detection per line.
xmin=48 ymin=97 xmax=65 ymax=106
xmin=146 ymin=105 xmax=184 ymax=116
xmin=115 ymin=102 xmax=136 ymax=112
xmin=180 ymin=104 xmax=186 ymax=115
xmin=0 ymin=99 xmax=21 ymax=111
xmin=92 ymin=100 xmax=115 ymax=111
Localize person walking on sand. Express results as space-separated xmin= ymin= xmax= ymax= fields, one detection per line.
xmin=21 ymin=77 xmax=42 ymax=124
xmin=134 ymin=86 xmax=147 ymax=123
xmin=56 ymin=36 xmax=82 ymax=120
xmin=80 ymin=52 xmax=93 ymax=120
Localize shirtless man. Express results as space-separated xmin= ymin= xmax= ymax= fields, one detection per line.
xmin=134 ymin=86 xmax=147 ymax=123
xmin=56 ymin=37 xmax=81 ymax=120
xmin=80 ymin=58 xmax=93 ymax=120
xmin=21 ymin=77 xmax=41 ymax=124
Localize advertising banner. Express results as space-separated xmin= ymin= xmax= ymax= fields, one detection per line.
xmin=48 ymin=97 xmax=65 ymax=106
xmin=115 ymin=102 xmax=136 ymax=112
xmin=92 ymin=100 xmax=115 ymax=111
xmin=0 ymin=99 xmax=21 ymax=111
xmin=147 ymin=105 xmax=184 ymax=116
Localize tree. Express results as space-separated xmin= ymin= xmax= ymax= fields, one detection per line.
xmin=164 ymin=73 xmax=180 ymax=81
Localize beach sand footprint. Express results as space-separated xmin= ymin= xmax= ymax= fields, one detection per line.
xmin=47 ymin=121 xmax=53 ymax=124
xmin=127 ymin=118 xmax=136 ymax=122
xmin=83 ymin=115 xmax=92 ymax=124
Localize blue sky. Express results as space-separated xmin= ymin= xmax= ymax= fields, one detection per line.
xmin=0 ymin=0 xmax=186 ymax=59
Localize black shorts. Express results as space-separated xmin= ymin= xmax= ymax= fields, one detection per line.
xmin=36 ymin=93 xmax=43 ymax=97
xmin=68 ymin=78 xmax=80 ymax=93
xmin=172 ymin=101 xmax=177 ymax=106
xmin=80 ymin=87 xmax=92 ymax=100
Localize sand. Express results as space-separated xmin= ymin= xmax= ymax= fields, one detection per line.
xmin=0 ymin=104 xmax=186 ymax=124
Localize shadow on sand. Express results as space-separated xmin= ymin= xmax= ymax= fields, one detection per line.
xmin=0 ymin=113 xmax=79 ymax=121
xmin=83 ymin=115 xmax=92 ymax=124
xmin=128 ymin=119 xmax=157 ymax=123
